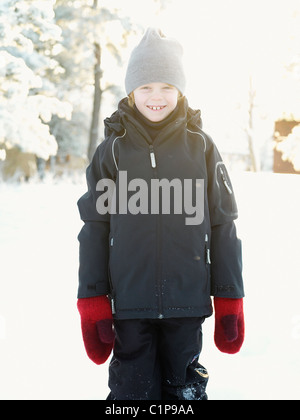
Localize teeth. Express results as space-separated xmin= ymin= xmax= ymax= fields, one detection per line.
xmin=149 ymin=106 xmax=164 ymax=110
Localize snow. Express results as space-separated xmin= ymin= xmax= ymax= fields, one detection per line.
xmin=0 ymin=172 xmax=300 ymax=400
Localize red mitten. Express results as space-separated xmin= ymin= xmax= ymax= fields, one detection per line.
xmin=214 ymin=297 xmax=244 ymax=354
xmin=77 ymin=296 xmax=114 ymax=365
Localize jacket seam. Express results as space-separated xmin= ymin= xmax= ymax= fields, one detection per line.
xmin=187 ymin=128 xmax=207 ymax=152
xmin=112 ymin=129 xmax=127 ymax=171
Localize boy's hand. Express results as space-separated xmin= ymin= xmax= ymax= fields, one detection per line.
xmin=77 ymin=296 xmax=114 ymax=365
xmin=214 ymin=297 xmax=244 ymax=354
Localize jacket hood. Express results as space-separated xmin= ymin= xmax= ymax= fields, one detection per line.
xmin=104 ymin=97 xmax=203 ymax=138
xmin=103 ymin=108 xmax=124 ymax=138
xmin=187 ymin=105 xmax=203 ymax=130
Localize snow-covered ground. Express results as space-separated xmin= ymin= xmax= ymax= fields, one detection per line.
xmin=0 ymin=172 xmax=299 ymax=400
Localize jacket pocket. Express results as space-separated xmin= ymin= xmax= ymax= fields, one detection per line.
xmin=215 ymin=162 xmax=238 ymax=219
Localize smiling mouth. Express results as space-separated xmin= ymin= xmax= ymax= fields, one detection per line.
xmin=147 ymin=105 xmax=166 ymax=111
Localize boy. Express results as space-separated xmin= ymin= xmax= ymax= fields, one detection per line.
xmin=77 ymin=28 xmax=245 ymax=400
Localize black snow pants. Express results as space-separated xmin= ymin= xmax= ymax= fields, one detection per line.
xmin=107 ymin=317 xmax=208 ymax=400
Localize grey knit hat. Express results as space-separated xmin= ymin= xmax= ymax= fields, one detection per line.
xmin=125 ymin=28 xmax=186 ymax=95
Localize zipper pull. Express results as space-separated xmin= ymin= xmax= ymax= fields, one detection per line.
xmin=205 ymin=234 xmax=211 ymax=264
xmin=149 ymin=145 xmax=156 ymax=168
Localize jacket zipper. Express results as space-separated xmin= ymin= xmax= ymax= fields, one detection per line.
xmin=108 ymin=236 xmax=116 ymax=314
xmin=205 ymin=234 xmax=211 ymax=265
xmin=149 ymin=145 xmax=163 ymax=318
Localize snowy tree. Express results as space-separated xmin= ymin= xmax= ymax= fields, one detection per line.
xmin=0 ymin=0 xmax=175 ymax=176
xmin=53 ymin=0 xmax=135 ymax=161
xmin=0 ymin=0 xmax=72 ymax=161
xmin=53 ymin=0 xmax=170 ymax=161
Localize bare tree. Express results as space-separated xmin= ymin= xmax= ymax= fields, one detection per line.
xmin=245 ymin=77 xmax=258 ymax=171
xmin=88 ymin=42 xmax=102 ymax=162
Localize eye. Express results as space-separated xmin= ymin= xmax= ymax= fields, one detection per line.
xmin=163 ymin=85 xmax=175 ymax=91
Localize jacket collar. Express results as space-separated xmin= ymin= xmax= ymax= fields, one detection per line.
xmin=104 ymin=96 xmax=203 ymax=139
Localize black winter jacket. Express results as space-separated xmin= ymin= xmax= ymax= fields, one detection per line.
xmin=77 ymin=97 xmax=244 ymax=320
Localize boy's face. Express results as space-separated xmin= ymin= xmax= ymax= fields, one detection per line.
xmin=133 ymin=82 xmax=179 ymax=122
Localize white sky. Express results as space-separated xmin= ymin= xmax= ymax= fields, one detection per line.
xmin=117 ymin=1 xmax=298 ymax=103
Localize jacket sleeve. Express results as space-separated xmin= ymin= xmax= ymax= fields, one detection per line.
xmin=77 ymin=140 xmax=115 ymax=299
xmin=205 ymin=136 xmax=245 ymax=299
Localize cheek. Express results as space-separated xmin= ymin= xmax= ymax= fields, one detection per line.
xmin=134 ymin=91 xmax=149 ymax=104
xmin=133 ymin=94 xmax=151 ymax=118
xmin=134 ymin=98 xmax=144 ymax=114
xmin=133 ymin=94 xmax=143 ymax=110
xmin=168 ymin=95 xmax=178 ymax=110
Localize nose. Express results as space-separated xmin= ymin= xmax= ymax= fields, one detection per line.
xmin=151 ymin=86 xmax=163 ymax=99
xmin=149 ymin=88 xmax=164 ymax=101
